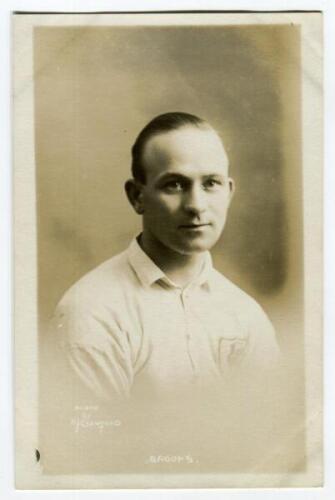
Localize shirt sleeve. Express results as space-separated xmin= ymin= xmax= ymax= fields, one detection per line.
xmin=244 ymin=301 xmax=281 ymax=371
xmin=49 ymin=297 xmax=134 ymax=403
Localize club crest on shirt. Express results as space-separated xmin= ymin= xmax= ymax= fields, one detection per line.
xmin=218 ymin=337 xmax=248 ymax=372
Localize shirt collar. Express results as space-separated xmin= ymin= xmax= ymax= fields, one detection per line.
xmin=126 ymin=236 xmax=213 ymax=290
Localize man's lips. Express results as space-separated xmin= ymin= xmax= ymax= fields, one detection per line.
xmin=179 ymin=223 xmax=211 ymax=229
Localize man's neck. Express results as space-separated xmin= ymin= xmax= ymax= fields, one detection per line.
xmin=139 ymin=232 xmax=206 ymax=288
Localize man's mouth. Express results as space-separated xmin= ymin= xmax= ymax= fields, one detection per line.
xmin=179 ymin=223 xmax=211 ymax=229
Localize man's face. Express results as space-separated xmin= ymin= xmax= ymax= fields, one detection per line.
xmin=138 ymin=125 xmax=234 ymax=255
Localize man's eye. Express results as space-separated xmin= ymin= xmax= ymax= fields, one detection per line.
xmin=163 ymin=181 xmax=184 ymax=192
xmin=203 ymin=179 xmax=222 ymax=189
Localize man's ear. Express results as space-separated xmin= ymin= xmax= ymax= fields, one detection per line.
xmin=125 ymin=179 xmax=145 ymax=214
xmin=228 ymin=177 xmax=235 ymax=204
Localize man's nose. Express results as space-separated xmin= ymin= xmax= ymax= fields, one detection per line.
xmin=183 ymin=185 xmax=207 ymax=215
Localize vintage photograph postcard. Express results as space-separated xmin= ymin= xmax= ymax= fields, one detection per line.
xmin=14 ymin=11 xmax=323 ymax=489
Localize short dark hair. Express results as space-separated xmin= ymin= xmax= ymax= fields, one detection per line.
xmin=131 ymin=111 xmax=211 ymax=183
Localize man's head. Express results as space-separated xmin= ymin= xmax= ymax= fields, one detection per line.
xmin=125 ymin=112 xmax=235 ymax=256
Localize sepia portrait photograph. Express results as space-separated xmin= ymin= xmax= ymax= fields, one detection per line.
xmin=13 ymin=10 xmax=323 ymax=490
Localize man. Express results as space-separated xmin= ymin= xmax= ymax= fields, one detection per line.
xmin=50 ymin=111 xmax=280 ymax=406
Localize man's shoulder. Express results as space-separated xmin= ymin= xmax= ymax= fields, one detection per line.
xmin=209 ymin=268 xmax=264 ymax=315
xmin=208 ymin=269 xmax=277 ymax=346
xmin=57 ymin=247 xmax=134 ymax=312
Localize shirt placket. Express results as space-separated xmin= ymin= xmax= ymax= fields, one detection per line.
xmin=179 ymin=287 xmax=199 ymax=380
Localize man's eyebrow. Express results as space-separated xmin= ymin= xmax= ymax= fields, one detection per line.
xmin=202 ymin=173 xmax=226 ymax=179
xmin=155 ymin=172 xmax=190 ymax=183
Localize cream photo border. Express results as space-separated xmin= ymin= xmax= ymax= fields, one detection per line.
xmin=13 ymin=11 xmax=322 ymax=490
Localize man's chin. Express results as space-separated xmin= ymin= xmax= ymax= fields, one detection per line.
xmin=173 ymin=238 xmax=217 ymax=255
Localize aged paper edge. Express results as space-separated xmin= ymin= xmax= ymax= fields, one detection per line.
xmin=13 ymin=11 xmax=323 ymax=490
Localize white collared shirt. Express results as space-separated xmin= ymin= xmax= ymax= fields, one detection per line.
xmin=51 ymin=238 xmax=280 ymax=401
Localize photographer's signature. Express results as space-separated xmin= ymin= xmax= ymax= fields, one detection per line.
xmin=70 ymin=409 xmax=121 ymax=433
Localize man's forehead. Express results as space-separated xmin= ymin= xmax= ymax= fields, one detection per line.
xmin=142 ymin=125 xmax=229 ymax=170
